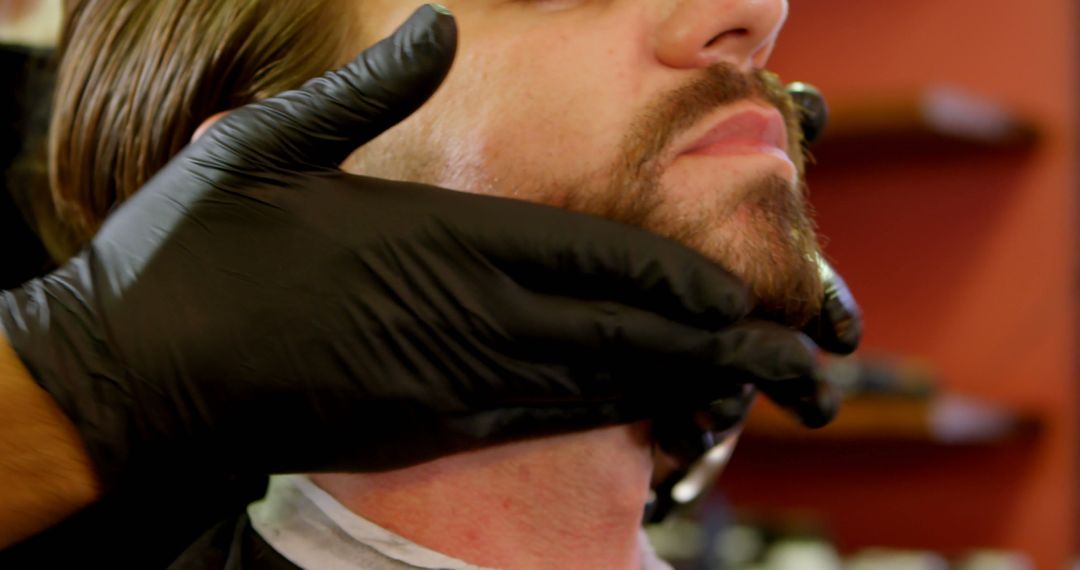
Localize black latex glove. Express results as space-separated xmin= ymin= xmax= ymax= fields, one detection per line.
xmin=647 ymin=260 xmax=863 ymax=523
xmin=804 ymin=254 xmax=863 ymax=355
xmin=0 ymin=5 xmax=831 ymax=492
xmin=652 ymin=262 xmax=864 ymax=469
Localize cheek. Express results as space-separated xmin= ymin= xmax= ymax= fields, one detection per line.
xmin=428 ymin=33 xmax=633 ymax=193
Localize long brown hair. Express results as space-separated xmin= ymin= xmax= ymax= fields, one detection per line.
xmin=48 ymin=0 xmax=357 ymax=258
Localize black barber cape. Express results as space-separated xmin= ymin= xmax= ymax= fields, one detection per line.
xmin=169 ymin=513 xmax=301 ymax=570
xmin=0 ymin=475 xmax=269 ymax=568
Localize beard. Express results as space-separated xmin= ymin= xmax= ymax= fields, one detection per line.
xmin=561 ymin=65 xmax=824 ymax=327
xmin=346 ymin=65 xmax=824 ymax=328
xmin=576 ymin=171 xmax=823 ymax=327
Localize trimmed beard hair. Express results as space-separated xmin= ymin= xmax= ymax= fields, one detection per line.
xmin=347 ymin=63 xmax=824 ymax=327
xmin=562 ymin=64 xmax=824 ymax=327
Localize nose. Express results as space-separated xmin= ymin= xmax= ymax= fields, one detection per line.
xmin=654 ymin=0 xmax=789 ymax=71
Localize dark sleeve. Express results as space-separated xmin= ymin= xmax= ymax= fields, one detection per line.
xmin=169 ymin=512 xmax=302 ymax=570
xmin=0 ymin=475 xmax=268 ymax=568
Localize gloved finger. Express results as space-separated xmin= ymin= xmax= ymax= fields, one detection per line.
xmin=704 ymin=386 xmax=758 ymax=433
xmin=258 ymin=397 xmax=654 ymax=474
xmin=711 ymin=321 xmax=838 ymax=428
xmin=500 ymin=292 xmax=835 ymax=430
xmin=803 ymin=255 xmax=863 ymax=355
xmin=497 ymin=292 xmax=751 ymax=395
xmin=653 ymin=412 xmax=718 ymax=468
xmin=431 ymin=187 xmax=753 ymax=329
xmin=197 ymin=4 xmax=456 ymax=172
xmin=653 ymin=388 xmax=754 ymax=468
xmin=787 ymin=81 xmax=828 ymax=145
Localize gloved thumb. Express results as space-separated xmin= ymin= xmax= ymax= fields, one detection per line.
xmin=196 ymin=4 xmax=457 ymax=172
xmin=803 ymin=255 xmax=863 ymax=355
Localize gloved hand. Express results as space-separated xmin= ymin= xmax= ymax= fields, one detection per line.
xmin=647 ymin=257 xmax=863 ymax=523
xmin=0 ymin=5 xmax=831 ymax=492
xmin=651 ymin=259 xmax=863 ymax=458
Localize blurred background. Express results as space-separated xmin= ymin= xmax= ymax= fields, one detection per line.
xmin=0 ymin=0 xmax=61 ymax=289
xmin=2 ymin=0 xmax=1078 ymax=568
xmin=0 ymin=0 xmax=59 ymax=46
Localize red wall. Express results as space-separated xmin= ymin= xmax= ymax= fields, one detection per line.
xmin=723 ymin=0 xmax=1079 ymax=566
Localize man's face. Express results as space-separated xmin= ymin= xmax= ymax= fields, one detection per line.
xmin=346 ymin=0 xmax=822 ymax=324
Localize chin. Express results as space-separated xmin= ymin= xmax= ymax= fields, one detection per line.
xmin=694 ymin=215 xmax=823 ymax=328
xmin=665 ymin=154 xmax=800 ymax=202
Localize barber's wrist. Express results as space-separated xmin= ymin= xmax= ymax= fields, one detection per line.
xmin=0 ymin=332 xmax=102 ymax=548
xmin=0 ymin=259 xmax=138 ymax=492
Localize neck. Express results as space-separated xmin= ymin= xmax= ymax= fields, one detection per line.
xmin=311 ymin=424 xmax=653 ymax=570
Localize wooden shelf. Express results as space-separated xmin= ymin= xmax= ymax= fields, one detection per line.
xmin=742 ymin=394 xmax=1041 ymax=445
xmin=810 ymin=86 xmax=1041 ymax=162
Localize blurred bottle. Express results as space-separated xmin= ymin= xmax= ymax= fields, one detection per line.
xmin=955 ymin=551 xmax=1032 ymax=570
xmin=826 ymin=354 xmax=938 ymax=399
xmin=714 ymin=523 xmax=768 ymax=569
xmin=846 ymin=548 xmax=950 ymax=570
xmin=764 ymin=538 xmax=842 ymax=570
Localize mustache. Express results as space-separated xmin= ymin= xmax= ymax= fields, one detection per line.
xmin=552 ymin=64 xmax=824 ymax=328
xmin=598 ymin=65 xmax=822 ymax=327
xmin=582 ymin=64 xmax=806 ymax=229
xmin=624 ymin=64 xmax=805 ymax=179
